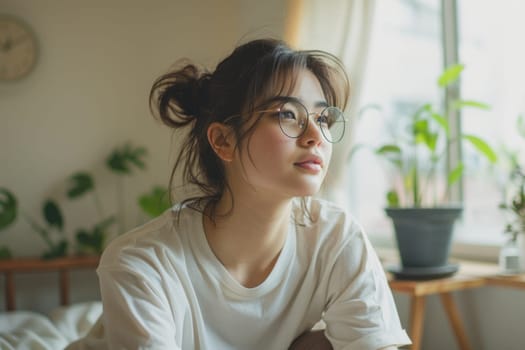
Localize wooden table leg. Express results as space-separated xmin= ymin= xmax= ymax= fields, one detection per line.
xmin=409 ymin=295 xmax=426 ymax=350
xmin=5 ymin=271 xmax=15 ymax=311
xmin=59 ymin=269 xmax=70 ymax=306
xmin=440 ymin=292 xmax=473 ymax=350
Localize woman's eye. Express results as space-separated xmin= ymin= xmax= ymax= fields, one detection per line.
xmin=280 ymin=110 xmax=297 ymax=120
xmin=318 ymin=115 xmax=332 ymax=127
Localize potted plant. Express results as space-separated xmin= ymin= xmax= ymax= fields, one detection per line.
xmin=0 ymin=142 xmax=149 ymax=259
xmin=354 ymin=64 xmax=498 ymax=277
xmin=498 ymin=115 xmax=525 ymax=273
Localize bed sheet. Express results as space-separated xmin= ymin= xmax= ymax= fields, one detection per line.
xmin=0 ymin=301 xmax=102 ymax=350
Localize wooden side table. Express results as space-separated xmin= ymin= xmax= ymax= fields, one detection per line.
xmin=485 ymin=273 xmax=525 ymax=289
xmin=388 ymin=272 xmax=486 ymax=350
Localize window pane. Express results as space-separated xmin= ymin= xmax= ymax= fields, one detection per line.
xmin=349 ymin=0 xmax=442 ymax=241
xmin=457 ymin=0 xmax=525 ymax=244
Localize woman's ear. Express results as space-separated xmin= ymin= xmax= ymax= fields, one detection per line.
xmin=207 ymin=122 xmax=236 ymax=162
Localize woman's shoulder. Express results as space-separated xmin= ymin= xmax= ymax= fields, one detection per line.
xmin=98 ymin=202 xmax=200 ymax=269
xmin=297 ymin=198 xmax=377 ymax=277
xmin=300 ymin=197 xmax=361 ymax=233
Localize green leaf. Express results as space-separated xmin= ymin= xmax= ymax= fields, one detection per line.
xmin=452 ymin=100 xmax=491 ymax=110
xmin=438 ymin=64 xmax=464 ymax=87
xmin=76 ymin=229 xmax=91 ymax=245
xmin=42 ymin=240 xmax=68 ymax=259
xmin=448 ymin=163 xmax=464 ymax=185
xmin=375 ymin=145 xmax=403 ymax=168
xmin=94 ymin=216 xmax=115 ymax=232
xmin=67 ymin=172 xmax=94 ymax=198
xmin=139 ymin=187 xmax=171 ymax=218
xmin=107 ymin=143 xmax=148 ymax=175
xmin=0 ymin=245 xmax=12 ymax=259
xmin=411 ymin=166 xmax=421 ymax=206
xmin=412 ymin=103 xmax=432 ymax=121
xmin=76 ymin=217 xmax=115 ymax=254
xmin=386 ymin=190 xmax=400 ymax=207
xmin=425 ymin=132 xmax=438 ymax=152
xmin=413 ymin=119 xmax=429 ymax=134
xmin=430 ymin=112 xmax=449 ymax=135
xmin=415 ymin=132 xmax=427 ymax=145
xmin=462 ymin=134 xmax=498 ymax=163
xmin=0 ymin=188 xmax=17 ymax=231
xmin=43 ymin=200 xmax=64 ymax=231
xmin=76 ymin=229 xmax=104 ymax=254
xmin=375 ymin=145 xmax=401 ymax=155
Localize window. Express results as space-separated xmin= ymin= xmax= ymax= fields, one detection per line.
xmin=349 ymin=0 xmax=525 ymax=250
xmin=349 ymin=0 xmax=443 ymax=244
xmin=457 ymin=0 xmax=525 ymax=245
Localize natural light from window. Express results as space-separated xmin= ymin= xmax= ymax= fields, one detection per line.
xmin=348 ymin=0 xmax=525 ymax=250
xmin=457 ymin=0 xmax=525 ymax=245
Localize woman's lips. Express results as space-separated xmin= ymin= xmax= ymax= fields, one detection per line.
xmin=294 ymin=157 xmax=323 ymax=173
xmin=295 ymin=162 xmax=322 ymax=172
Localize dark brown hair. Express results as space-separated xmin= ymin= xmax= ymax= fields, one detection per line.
xmin=149 ymin=38 xmax=350 ymax=218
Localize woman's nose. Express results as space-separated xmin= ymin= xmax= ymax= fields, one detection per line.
xmin=299 ymin=116 xmax=324 ymax=146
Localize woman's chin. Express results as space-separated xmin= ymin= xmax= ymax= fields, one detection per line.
xmin=293 ymin=183 xmax=323 ymax=197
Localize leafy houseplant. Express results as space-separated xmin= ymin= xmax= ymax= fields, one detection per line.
xmin=107 ymin=143 xmax=148 ymax=233
xmin=0 ymin=142 xmax=150 ymax=259
xmin=1 ymin=187 xmax=68 ymax=259
xmin=499 ymin=116 xmax=525 ymax=236
xmin=66 ymin=142 xmax=147 ymax=254
xmin=356 ymin=64 xmax=498 ymax=272
xmin=500 ymin=157 xmax=525 ymax=242
xmin=498 ymin=115 xmax=525 ymax=271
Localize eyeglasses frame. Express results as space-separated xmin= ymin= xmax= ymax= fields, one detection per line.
xmin=222 ymin=98 xmax=348 ymax=143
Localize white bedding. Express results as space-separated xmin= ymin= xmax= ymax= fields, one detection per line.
xmin=0 ymin=301 xmax=102 ymax=350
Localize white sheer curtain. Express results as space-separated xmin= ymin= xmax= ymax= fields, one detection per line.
xmin=285 ymin=0 xmax=377 ymax=207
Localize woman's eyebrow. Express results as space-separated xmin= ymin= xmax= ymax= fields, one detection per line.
xmin=265 ymin=96 xmax=329 ymax=107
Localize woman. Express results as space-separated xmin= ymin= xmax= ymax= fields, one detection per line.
xmin=69 ymin=38 xmax=411 ymax=349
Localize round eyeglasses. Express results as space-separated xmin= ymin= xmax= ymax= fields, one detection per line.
xmin=266 ymin=100 xmax=347 ymax=143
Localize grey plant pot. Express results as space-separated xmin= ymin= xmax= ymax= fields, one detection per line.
xmin=385 ymin=207 xmax=463 ymax=268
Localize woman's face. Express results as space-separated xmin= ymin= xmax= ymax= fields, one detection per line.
xmin=231 ymin=69 xmax=333 ymax=199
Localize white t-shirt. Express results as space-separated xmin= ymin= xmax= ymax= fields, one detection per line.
xmin=68 ymin=198 xmax=410 ymax=350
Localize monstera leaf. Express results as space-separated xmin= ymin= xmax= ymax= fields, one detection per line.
xmin=42 ymin=240 xmax=68 ymax=260
xmin=43 ymin=200 xmax=64 ymax=232
xmin=106 ymin=143 xmax=147 ymax=175
xmin=139 ymin=186 xmax=171 ymax=218
xmin=0 ymin=188 xmax=17 ymax=231
xmin=76 ymin=216 xmax=115 ymax=254
xmin=67 ymin=172 xmax=94 ymax=198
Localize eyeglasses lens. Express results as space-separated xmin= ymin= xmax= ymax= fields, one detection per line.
xmin=277 ymin=101 xmax=345 ymax=143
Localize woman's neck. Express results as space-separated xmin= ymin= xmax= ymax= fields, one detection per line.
xmin=203 ymin=193 xmax=294 ymax=288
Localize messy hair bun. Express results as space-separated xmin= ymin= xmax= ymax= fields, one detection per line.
xmin=151 ymin=63 xmax=212 ymax=127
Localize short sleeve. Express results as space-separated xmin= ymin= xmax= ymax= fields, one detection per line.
xmin=322 ymin=226 xmax=411 ymax=350
xmin=98 ymin=262 xmax=181 ymax=350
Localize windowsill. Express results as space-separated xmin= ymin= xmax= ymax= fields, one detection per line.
xmin=369 ymin=231 xmax=501 ymax=264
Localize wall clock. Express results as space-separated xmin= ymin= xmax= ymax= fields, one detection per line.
xmin=0 ymin=14 xmax=38 ymax=81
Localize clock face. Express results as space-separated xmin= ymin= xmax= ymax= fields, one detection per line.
xmin=0 ymin=14 xmax=38 ymax=81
